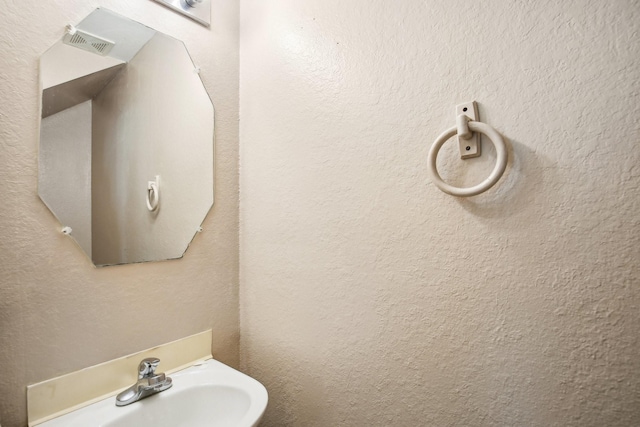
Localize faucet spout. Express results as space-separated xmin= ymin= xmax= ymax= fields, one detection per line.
xmin=115 ymin=358 xmax=172 ymax=406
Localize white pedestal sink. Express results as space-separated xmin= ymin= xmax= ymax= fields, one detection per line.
xmin=39 ymin=359 xmax=268 ymax=427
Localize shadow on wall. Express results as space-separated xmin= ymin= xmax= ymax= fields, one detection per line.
xmin=244 ymin=342 xmax=328 ymax=426
xmin=455 ymin=139 xmax=555 ymax=224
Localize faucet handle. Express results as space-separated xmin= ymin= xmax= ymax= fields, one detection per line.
xmin=138 ymin=357 xmax=160 ymax=379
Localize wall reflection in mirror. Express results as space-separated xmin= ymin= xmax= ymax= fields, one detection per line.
xmin=38 ymin=8 xmax=214 ymax=267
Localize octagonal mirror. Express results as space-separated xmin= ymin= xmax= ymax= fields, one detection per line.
xmin=38 ymin=8 xmax=214 ymax=267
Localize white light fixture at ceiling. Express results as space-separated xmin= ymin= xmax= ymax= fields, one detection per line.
xmin=152 ymin=0 xmax=211 ymax=27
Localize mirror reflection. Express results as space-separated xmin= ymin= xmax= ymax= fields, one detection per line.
xmin=38 ymin=8 xmax=214 ymax=267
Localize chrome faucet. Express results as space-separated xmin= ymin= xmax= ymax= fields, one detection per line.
xmin=115 ymin=357 xmax=173 ymax=406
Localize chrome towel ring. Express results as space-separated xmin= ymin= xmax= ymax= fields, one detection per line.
xmin=427 ymin=105 xmax=507 ymax=197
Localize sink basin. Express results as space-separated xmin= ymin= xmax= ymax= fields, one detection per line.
xmin=39 ymin=359 xmax=268 ymax=427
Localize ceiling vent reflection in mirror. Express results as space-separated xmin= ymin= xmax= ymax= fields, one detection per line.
xmin=63 ymin=25 xmax=115 ymax=56
xmin=38 ymin=8 xmax=214 ymax=267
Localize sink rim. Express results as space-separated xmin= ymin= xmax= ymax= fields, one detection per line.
xmin=38 ymin=358 xmax=268 ymax=427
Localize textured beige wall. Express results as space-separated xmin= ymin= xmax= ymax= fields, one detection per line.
xmin=0 ymin=1 xmax=239 ymax=426
xmin=239 ymin=1 xmax=640 ymax=426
